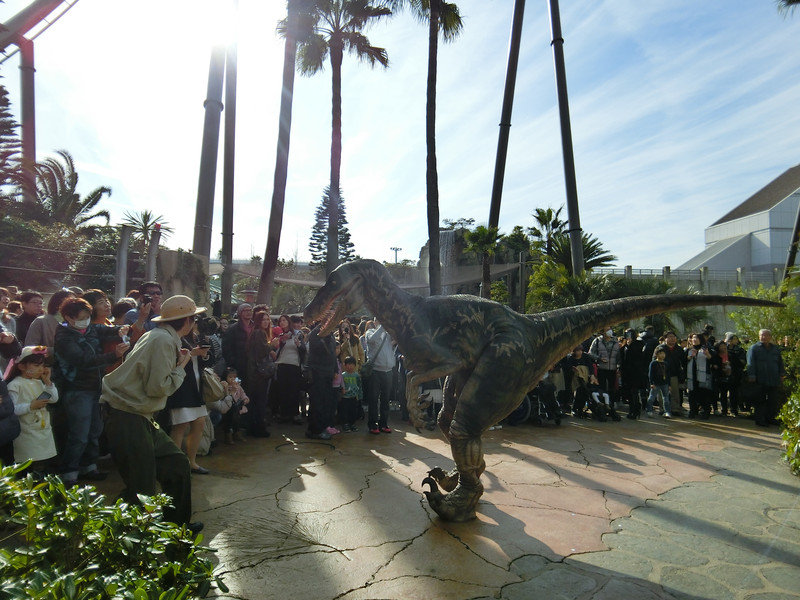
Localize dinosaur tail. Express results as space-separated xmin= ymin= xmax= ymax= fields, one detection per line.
xmin=525 ymin=294 xmax=781 ymax=370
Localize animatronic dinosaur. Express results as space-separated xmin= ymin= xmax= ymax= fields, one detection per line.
xmin=304 ymin=259 xmax=782 ymax=522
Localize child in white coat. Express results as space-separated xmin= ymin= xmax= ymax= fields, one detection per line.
xmin=5 ymin=346 xmax=59 ymax=468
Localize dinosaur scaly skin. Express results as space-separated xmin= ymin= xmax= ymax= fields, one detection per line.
xmin=304 ymin=259 xmax=782 ymax=522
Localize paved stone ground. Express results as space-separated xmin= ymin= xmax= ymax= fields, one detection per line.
xmin=98 ymin=413 xmax=800 ymax=600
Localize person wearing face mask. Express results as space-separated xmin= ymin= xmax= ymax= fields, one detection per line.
xmin=588 ymin=326 xmax=621 ymax=406
xmin=54 ymin=297 xmax=130 ymax=487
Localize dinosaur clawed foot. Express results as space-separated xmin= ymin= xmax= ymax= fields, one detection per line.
xmin=427 ymin=466 xmax=459 ymax=492
xmin=421 ymin=477 xmax=482 ymax=522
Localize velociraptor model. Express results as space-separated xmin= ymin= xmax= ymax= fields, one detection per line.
xmin=304 ymin=259 xmax=782 ymax=522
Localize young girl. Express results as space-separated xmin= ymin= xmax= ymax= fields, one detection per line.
xmin=6 ymin=346 xmax=59 ymax=469
xmin=219 ymin=367 xmax=249 ymax=444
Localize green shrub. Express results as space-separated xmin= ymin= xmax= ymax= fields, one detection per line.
xmin=780 ymin=392 xmax=800 ymax=475
xmin=0 ymin=464 xmax=227 ymax=599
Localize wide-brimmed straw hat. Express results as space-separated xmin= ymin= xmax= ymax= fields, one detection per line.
xmin=151 ymin=295 xmax=207 ymax=322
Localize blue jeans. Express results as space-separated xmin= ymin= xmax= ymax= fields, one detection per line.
xmin=647 ymin=384 xmax=670 ymax=415
xmin=61 ymin=389 xmax=103 ymax=480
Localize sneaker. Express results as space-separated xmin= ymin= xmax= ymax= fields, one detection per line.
xmin=379 ymin=427 xmax=392 ymax=434
xmin=646 ymin=411 xmax=654 ymax=418
xmin=663 ymin=413 xmax=671 ymax=419
xmin=325 ymin=426 xmax=340 ymax=435
xmin=306 ymin=430 xmax=332 ymax=440
xmin=348 ymin=425 xmax=359 ymax=432
xmin=369 ymin=428 xmax=380 ymax=435
xmin=342 ymin=424 xmax=352 ymax=432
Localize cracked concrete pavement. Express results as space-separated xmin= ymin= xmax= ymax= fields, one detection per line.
xmin=98 ymin=413 xmax=800 ymax=599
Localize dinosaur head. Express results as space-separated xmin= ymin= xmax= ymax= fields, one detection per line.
xmin=304 ymin=260 xmax=372 ymax=336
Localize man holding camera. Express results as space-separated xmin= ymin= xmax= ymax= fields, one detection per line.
xmin=123 ymin=281 xmax=164 ymax=344
xmin=101 ymin=295 xmax=206 ymax=535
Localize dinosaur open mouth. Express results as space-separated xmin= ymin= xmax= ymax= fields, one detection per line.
xmin=311 ymin=277 xmax=359 ymax=336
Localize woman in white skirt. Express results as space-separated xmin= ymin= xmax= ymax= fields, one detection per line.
xmin=167 ymin=325 xmax=212 ymax=474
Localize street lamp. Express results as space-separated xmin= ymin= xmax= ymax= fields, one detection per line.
xmin=390 ymin=247 xmax=402 ymax=263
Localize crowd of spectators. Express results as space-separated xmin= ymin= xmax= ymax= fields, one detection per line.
xmin=0 ymin=280 xmax=789 ymax=532
xmin=546 ymin=324 xmax=786 ymax=427
xmin=0 ymin=281 xmax=412 ymax=529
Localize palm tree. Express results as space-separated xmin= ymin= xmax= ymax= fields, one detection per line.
xmin=528 ymin=205 xmax=566 ymax=256
xmin=778 ymin=0 xmax=800 ymax=15
xmin=392 ymin=0 xmax=463 ymax=296
xmin=259 ymin=0 xmax=319 ymax=304
xmin=34 ymin=149 xmax=111 ymax=235
xmin=464 ymin=225 xmax=502 ymax=298
xmin=295 ymin=0 xmax=391 ymax=276
xmin=121 ymin=209 xmax=174 ymax=253
xmin=549 ymin=231 xmax=616 ymax=275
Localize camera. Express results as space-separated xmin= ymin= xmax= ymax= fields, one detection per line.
xmin=140 ymin=294 xmax=152 ymax=306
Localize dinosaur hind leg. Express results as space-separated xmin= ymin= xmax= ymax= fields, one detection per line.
xmin=423 ymin=433 xmax=485 ymax=522
xmin=428 ymin=376 xmax=462 ymax=492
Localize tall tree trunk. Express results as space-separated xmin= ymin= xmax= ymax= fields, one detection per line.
xmin=426 ymin=4 xmax=441 ymax=296
xmin=327 ymin=37 xmax=344 ymax=277
xmin=258 ymin=0 xmax=299 ymax=305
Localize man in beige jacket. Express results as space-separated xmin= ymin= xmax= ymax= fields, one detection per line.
xmin=101 ymin=295 xmax=205 ymax=534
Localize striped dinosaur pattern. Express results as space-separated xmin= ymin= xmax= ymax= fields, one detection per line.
xmin=305 ymin=259 xmax=782 ymax=522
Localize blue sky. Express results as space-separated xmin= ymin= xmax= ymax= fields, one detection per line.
xmin=2 ymin=0 xmax=800 ymax=270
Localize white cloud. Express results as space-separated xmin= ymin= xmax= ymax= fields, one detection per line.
xmin=2 ymin=0 xmax=800 ymax=275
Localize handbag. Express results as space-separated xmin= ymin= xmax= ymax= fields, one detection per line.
xmin=360 ymin=331 xmax=388 ymax=378
xmin=255 ymin=355 xmax=277 ymax=380
xmin=202 ymin=367 xmax=226 ymax=407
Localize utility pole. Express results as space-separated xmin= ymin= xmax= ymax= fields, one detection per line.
xmin=390 ymin=247 xmax=402 ymax=263
xmin=548 ymin=0 xmax=584 ymax=276
xmin=488 ymin=0 xmax=525 ymax=231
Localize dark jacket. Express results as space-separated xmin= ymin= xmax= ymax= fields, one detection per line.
xmin=727 ymin=344 xmax=747 ymax=385
xmin=167 ymin=338 xmax=206 ymax=410
xmin=222 ymin=321 xmax=250 ymax=375
xmin=746 ymin=342 xmax=785 ymax=387
xmin=648 ymin=359 xmax=670 ymax=386
xmin=247 ymin=329 xmax=275 ymax=383
xmin=307 ymin=326 xmax=337 ymax=375
xmin=620 ymin=339 xmax=648 ymax=388
xmin=0 ymin=380 xmax=20 ymax=445
xmin=54 ymin=323 xmax=122 ymax=392
xmin=656 ymin=342 xmax=687 ymax=383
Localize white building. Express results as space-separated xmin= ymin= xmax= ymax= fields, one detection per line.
xmin=679 ymin=164 xmax=800 ymax=272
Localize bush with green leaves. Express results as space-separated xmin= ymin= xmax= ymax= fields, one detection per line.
xmin=731 ymin=285 xmax=800 ymax=475
xmin=0 ymin=464 xmax=227 ymax=599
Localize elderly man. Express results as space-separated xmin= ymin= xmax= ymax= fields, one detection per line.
xmin=746 ymin=328 xmax=785 ymax=427
xmin=100 ymin=295 xmax=206 ymax=533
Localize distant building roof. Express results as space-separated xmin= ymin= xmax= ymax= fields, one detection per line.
xmin=712 ymin=163 xmax=800 ymax=226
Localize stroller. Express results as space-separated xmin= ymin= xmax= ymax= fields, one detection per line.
xmin=525 ymin=380 xmax=563 ymax=426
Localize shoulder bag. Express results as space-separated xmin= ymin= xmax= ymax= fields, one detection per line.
xmin=360 ymin=332 xmax=388 ymax=378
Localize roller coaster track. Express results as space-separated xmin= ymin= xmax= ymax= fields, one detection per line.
xmin=0 ymin=0 xmax=80 ymax=62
